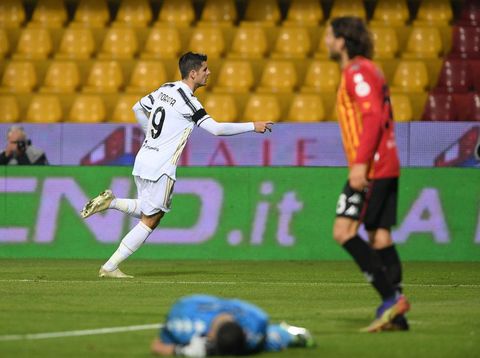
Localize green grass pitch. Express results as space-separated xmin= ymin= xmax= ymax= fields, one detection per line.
xmin=1 ymin=260 xmax=479 ymax=357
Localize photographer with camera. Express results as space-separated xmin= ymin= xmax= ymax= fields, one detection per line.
xmin=0 ymin=125 xmax=48 ymax=165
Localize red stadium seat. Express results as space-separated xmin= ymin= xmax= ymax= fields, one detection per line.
xmin=434 ymin=59 xmax=473 ymax=93
xmin=422 ymin=93 xmax=456 ymax=121
xmin=454 ymin=92 xmax=480 ymax=121
xmin=458 ymin=0 xmax=480 ymax=26
xmin=468 ymin=60 xmax=480 ymax=92
xmin=449 ymin=25 xmax=480 ymax=59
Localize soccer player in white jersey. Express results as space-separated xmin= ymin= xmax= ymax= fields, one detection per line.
xmin=80 ymin=52 xmax=273 ymax=278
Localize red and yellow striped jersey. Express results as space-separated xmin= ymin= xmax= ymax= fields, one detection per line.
xmin=336 ymin=56 xmax=400 ymax=179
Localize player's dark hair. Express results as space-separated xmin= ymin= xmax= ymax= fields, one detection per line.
xmin=214 ymin=321 xmax=246 ymax=356
xmin=331 ymin=16 xmax=373 ymax=60
xmin=179 ymin=52 xmax=208 ymax=79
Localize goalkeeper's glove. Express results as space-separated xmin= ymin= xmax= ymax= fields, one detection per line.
xmin=174 ymin=336 xmax=207 ymax=357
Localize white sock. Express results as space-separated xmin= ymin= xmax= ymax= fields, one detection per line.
xmin=103 ymin=222 xmax=152 ymax=271
xmin=109 ymin=198 xmax=142 ymax=218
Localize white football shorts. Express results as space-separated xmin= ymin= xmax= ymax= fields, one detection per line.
xmin=134 ymin=174 xmax=175 ymax=216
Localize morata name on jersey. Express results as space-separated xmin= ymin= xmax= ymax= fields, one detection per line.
xmin=158 ymin=92 xmax=176 ymax=106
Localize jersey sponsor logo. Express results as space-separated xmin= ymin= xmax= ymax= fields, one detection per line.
xmin=355 ymin=82 xmax=371 ymax=97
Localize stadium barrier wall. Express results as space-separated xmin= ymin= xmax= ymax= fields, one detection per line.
xmin=1 ymin=166 xmax=479 ymax=261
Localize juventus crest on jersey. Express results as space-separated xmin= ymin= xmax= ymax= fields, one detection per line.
xmin=132 ymin=81 xmax=210 ymax=181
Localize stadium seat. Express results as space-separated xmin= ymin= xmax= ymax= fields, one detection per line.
xmin=455 ymin=92 xmax=480 ymax=121
xmin=228 ymin=27 xmax=268 ymax=59
xmin=283 ymin=0 xmax=324 ymax=26
xmin=40 ymin=61 xmax=80 ymax=93
xmin=13 ymin=28 xmax=53 ymax=60
xmin=199 ymin=0 xmax=237 ymax=26
xmin=458 ymin=0 xmax=480 ymax=26
xmin=256 ymin=61 xmax=297 ymax=93
xmin=113 ymin=0 xmax=152 ymax=27
xmin=301 ymin=60 xmax=340 ymax=93
xmin=0 ymin=61 xmax=37 ymax=93
xmin=72 ymin=0 xmax=110 ymax=27
xmin=140 ymin=27 xmax=181 ymax=59
xmin=422 ymin=93 xmax=456 ymax=121
xmin=0 ymin=96 xmax=20 ymax=122
xmin=414 ymin=0 xmax=452 ymax=26
xmin=243 ymin=94 xmax=281 ymax=122
xmin=188 ymin=27 xmax=225 ymax=59
xmin=287 ymin=94 xmax=325 ymax=122
xmin=449 ymin=25 xmax=480 ymax=59
xmin=371 ymin=0 xmax=409 ymax=26
xmin=68 ymin=95 xmax=106 ymax=122
xmin=469 ymin=60 xmax=480 ymax=92
xmin=112 ymin=95 xmax=140 ymax=123
xmin=83 ymin=61 xmax=123 ymax=93
xmin=271 ymin=27 xmax=311 ymax=59
xmin=0 ymin=0 xmax=25 ymax=28
xmin=243 ymin=0 xmax=281 ymax=24
xmin=30 ymin=0 xmax=67 ymax=28
xmin=98 ymin=27 xmax=138 ymax=59
xmin=126 ymin=61 xmax=167 ymax=93
xmin=434 ymin=59 xmax=473 ymax=93
xmin=203 ymin=94 xmax=238 ymax=122
xmin=330 ymin=0 xmax=366 ymax=20
xmin=56 ymin=28 xmax=95 ymax=59
xmin=156 ymin=0 xmax=195 ymax=27
xmin=390 ymin=61 xmax=429 ymax=92
xmin=26 ymin=95 xmax=63 ymax=123
xmin=313 ymin=27 xmax=328 ymax=59
xmin=390 ymin=94 xmax=412 ymax=122
xmin=370 ymin=26 xmax=399 ymax=59
xmin=402 ymin=27 xmax=443 ymax=59
xmin=0 ymin=30 xmax=9 ymax=58
xmin=213 ymin=61 xmax=254 ymax=93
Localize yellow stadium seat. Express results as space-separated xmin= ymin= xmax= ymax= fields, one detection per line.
xmin=0 ymin=0 xmax=25 ymax=28
xmin=112 ymin=95 xmax=140 ymax=123
xmin=140 ymin=27 xmax=181 ymax=59
xmin=390 ymin=94 xmax=412 ymax=122
xmin=390 ymin=61 xmax=429 ymax=93
xmin=0 ymin=96 xmax=20 ymax=122
xmin=330 ymin=0 xmax=366 ymax=20
xmin=98 ymin=27 xmax=138 ymax=59
xmin=370 ymin=26 xmax=399 ymax=59
xmin=243 ymin=0 xmax=281 ymax=24
xmin=313 ymin=27 xmax=328 ymax=59
xmin=26 ymin=95 xmax=63 ymax=123
xmin=56 ymin=28 xmax=95 ymax=59
xmin=30 ymin=0 xmax=67 ymax=28
xmin=228 ymin=27 xmax=268 ymax=59
xmin=203 ymin=94 xmax=238 ymax=122
xmin=40 ymin=61 xmax=80 ymax=93
xmin=13 ymin=28 xmax=53 ymax=60
xmin=271 ymin=27 xmax=311 ymax=58
xmin=371 ymin=0 xmax=409 ymax=26
xmin=113 ymin=0 xmax=152 ymax=27
xmin=72 ymin=0 xmax=110 ymax=27
xmin=301 ymin=60 xmax=340 ymax=93
xmin=414 ymin=0 xmax=452 ymax=26
xmin=188 ymin=27 xmax=225 ymax=59
xmin=0 ymin=61 xmax=37 ymax=93
xmin=0 ymin=30 xmax=9 ymax=58
xmin=257 ymin=61 xmax=298 ymax=93
xmin=200 ymin=0 xmax=237 ymax=25
xmin=243 ymin=94 xmax=281 ymax=122
xmin=402 ymin=27 xmax=443 ymax=59
xmin=284 ymin=0 xmax=324 ymax=26
xmin=83 ymin=61 xmax=123 ymax=93
xmin=156 ymin=0 xmax=195 ymax=27
xmin=126 ymin=61 xmax=167 ymax=93
xmin=287 ymin=94 xmax=325 ymax=122
xmin=68 ymin=95 xmax=105 ymax=122
xmin=213 ymin=61 xmax=254 ymax=93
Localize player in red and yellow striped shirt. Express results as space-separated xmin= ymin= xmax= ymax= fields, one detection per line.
xmin=325 ymin=17 xmax=410 ymax=332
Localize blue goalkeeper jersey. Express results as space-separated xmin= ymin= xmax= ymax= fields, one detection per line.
xmin=159 ymin=295 xmax=269 ymax=352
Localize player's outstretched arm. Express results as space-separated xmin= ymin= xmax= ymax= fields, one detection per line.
xmin=199 ymin=117 xmax=273 ymax=136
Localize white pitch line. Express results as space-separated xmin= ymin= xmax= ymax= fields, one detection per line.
xmin=0 ymin=323 xmax=162 ymax=342
xmin=0 ymin=279 xmax=479 ymax=288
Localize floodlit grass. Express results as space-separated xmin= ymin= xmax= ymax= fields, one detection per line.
xmin=0 ymin=260 xmax=479 ymax=357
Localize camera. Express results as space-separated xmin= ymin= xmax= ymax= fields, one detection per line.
xmin=15 ymin=139 xmax=31 ymax=152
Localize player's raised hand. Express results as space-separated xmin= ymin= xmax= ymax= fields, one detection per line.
xmin=254 ymin=121 xmax=274 ymax=133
